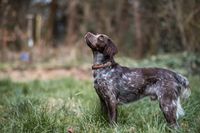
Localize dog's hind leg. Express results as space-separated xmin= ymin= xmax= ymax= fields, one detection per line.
xmin=159 ymin=96 xmax=179 ymax=128
xmin=176 ymin=97 xmax=185 ymax=119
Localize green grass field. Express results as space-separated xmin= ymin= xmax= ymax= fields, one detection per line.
xmin=0 ymin=54 xmax=200 ymax=133
xmin=0 ymin=76 xmax=200 ymax=133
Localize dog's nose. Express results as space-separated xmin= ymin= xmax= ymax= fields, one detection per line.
xmin=87 ymin=32 xmax=92 ymax=35
xmin=85 ymin=32 xmax=94 ymax=39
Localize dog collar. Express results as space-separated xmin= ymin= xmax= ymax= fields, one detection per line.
xmin=92 ymin=61 xmax=113 ymax=70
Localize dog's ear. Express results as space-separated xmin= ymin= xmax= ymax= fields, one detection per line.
xmin=103 ymin=39 xmax=118 ymax=57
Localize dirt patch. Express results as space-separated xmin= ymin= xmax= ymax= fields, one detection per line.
xmin=0 ymin=68 xmax=92 ymax=82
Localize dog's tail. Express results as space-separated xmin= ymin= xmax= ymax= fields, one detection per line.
xmin=174 ymin=73 xmax=191 ymax=99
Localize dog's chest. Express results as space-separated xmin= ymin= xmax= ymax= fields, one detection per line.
xmin=93 ymin=68 xmax=116 ymax=86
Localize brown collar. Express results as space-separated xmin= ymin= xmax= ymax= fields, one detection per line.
xmin=92 ymin=61 xmax=113 ymax=70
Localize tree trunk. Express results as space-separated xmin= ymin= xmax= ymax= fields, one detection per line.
xmin=133 ymin=0 xmax=144 ymax=58
xmin=66 ymin=0 xmax=78 ymax=45
xmin=46 ymin=0 xmax=57 ymax=44
xmin=173 ymin=0 xmax=187 ymax=49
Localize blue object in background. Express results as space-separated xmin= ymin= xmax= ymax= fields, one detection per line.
xmin=20 ymin=52 xmax=30 ymax=62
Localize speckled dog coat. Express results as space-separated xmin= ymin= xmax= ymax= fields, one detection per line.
xmin=84 ymin=32 xmax=191 ymax=128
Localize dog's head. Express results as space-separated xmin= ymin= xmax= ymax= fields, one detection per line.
xmin=85 ymin=32 xmax=118 ymax=58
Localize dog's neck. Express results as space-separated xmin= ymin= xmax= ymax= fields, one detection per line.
xmin=92 ymin=51 xmax=116 ymax=69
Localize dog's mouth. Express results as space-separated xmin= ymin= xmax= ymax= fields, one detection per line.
xmin=85 ymin=32 xmax=97 ymax=49
xmin=85 ymin=37 xmax=92 ymax=46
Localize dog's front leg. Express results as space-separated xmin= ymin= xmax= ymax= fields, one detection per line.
xmin=95 ymin=85 xmax=118 ymax=125
xmin=106 ymin=99 xmax=117 ymax=125
xmin=99 ymin=97 xmax=108 ymax=114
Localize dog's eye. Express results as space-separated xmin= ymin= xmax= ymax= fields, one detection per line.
xmin=98 ymin=35 xmax=104 ymax=41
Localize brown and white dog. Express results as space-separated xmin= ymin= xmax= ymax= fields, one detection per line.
xmin=84 ymin=32 xmax=191 ymax=128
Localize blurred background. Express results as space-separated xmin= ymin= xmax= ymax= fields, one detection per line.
xmin=0 ymin=0 xmax=200 ymax=81
xmin=1 ymin=1 xmax=200 ymax=132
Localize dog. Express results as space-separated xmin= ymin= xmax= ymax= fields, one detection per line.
xmin=84 ymin=32 xmax=191 ymax=128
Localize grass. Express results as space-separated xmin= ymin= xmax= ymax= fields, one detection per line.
xmin=0 ymin=76 xmax=200 ymax=133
